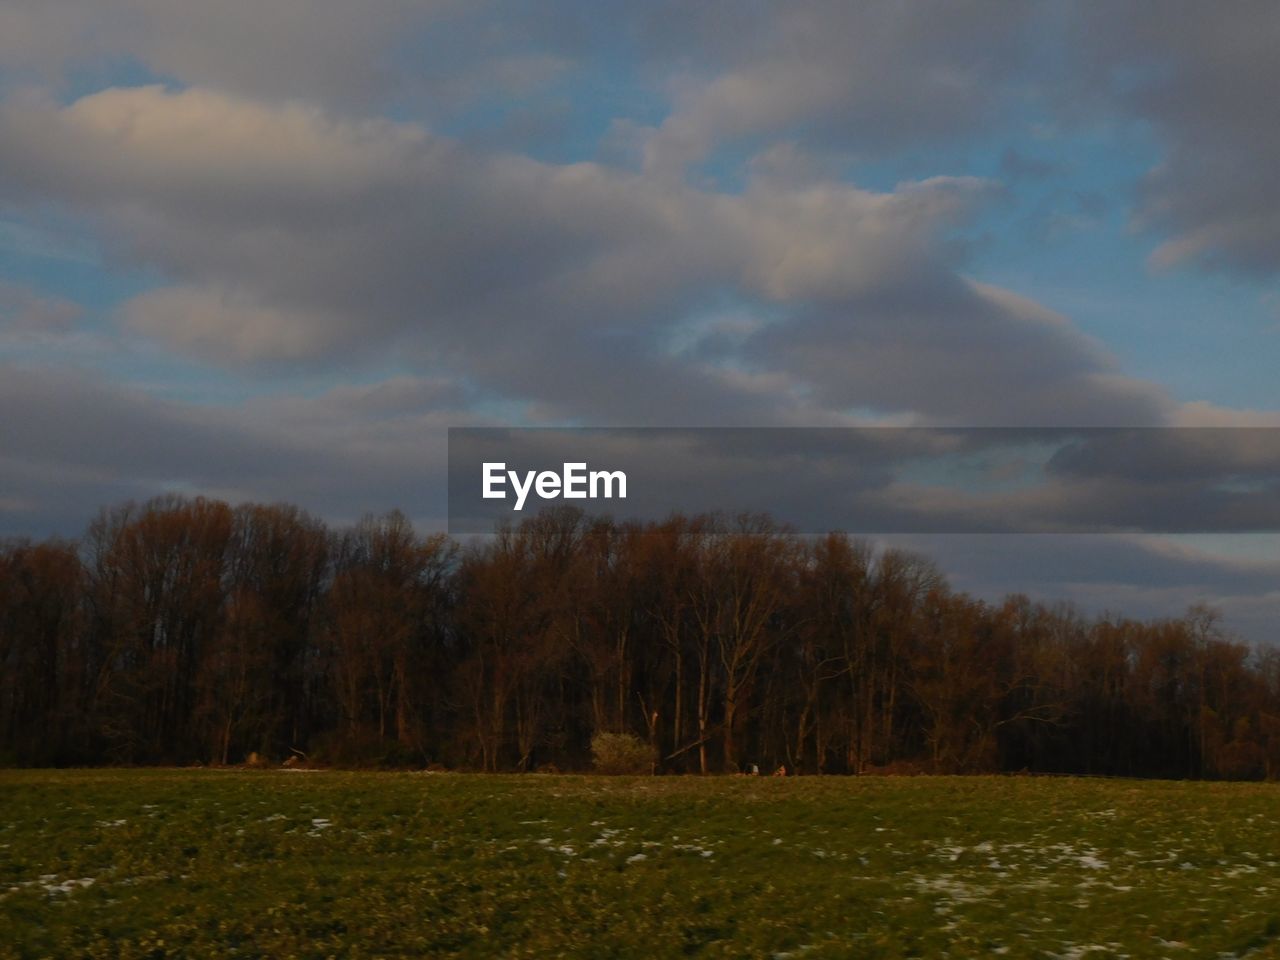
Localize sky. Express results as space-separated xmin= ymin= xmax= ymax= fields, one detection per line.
xmin=0 ymin=1 xmax=1278 ymax=639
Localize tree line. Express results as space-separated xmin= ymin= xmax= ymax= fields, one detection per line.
xmin=2 ymin=495 xmax=1278 ymax=779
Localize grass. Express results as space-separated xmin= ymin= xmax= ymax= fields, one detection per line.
xmin=2 ymin=771 xmax=1280 ymax=958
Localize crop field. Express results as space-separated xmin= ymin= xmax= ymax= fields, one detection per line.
xmin=2 ymin=772 xmax=1280 ymax=959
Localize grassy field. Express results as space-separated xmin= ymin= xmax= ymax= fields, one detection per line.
xmin=2 ymin=771 xmax=1280 ymax=959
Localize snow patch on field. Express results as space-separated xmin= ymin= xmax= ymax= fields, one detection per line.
xmin=3 ymin=874 xmax=98 ymax=900
xmin=914 ymin=874 xmax=992 ymax=902
xmin=43 ymin=876 xmax=95 ymax=895
xmin=1050 ymin=944 xmax=1122 ymax=960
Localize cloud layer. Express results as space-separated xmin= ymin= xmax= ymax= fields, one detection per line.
xmin=1 ymin=3 xmax=1277 ymax=638
xmin=0 ymin=84 xmax=1176 ymax=429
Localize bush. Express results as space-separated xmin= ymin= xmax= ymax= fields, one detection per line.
xmin=590 ymin=732 xmax=654 ymax=775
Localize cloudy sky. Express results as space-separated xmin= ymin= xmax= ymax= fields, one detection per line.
xmin=1 ymin=2 xmax=1278 ymax=638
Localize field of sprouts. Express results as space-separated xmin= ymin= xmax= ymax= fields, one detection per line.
xmin=2 ymin=770 xmax=1280 ymax=958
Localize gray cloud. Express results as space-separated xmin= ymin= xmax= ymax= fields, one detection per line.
xmin=896 ymin=533 xmax=1280 ymax=643
xmin=0 ymin=279 xmax=80 ymax=334
xmin=5 ymin=1 xmax=1276 ymax=285
xmin=3 ymin=366 xmax=1271 ymax=641
xmin=630 ymin=0 xmax=1035 ymax=176
xmin=739 ymin=281 xmax=1172 ymax=426
xmin=624 ymin=1 xmax=1280 ymax=279
xmin=1047 ymin=429 xmax=1280 ymax=485
xmin=0 ymin=85 xmax=1173 ymax=428
xmin=1073 ymin=3 xmax=1280 ymax=275
xmin=0 ymin=0 xmax=450 ymax=109
xmin=448 ymin=427 xmax=1280 ymax=537
xmin=0 ymin=363 xmax=473 ymax=537
xmin=905 ymin=533 xmax=1280 ymax=594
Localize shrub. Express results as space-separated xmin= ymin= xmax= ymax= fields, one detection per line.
xmin=590 ymin=732 xmax=654 ymax=775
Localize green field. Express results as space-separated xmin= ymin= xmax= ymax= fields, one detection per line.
xmin=2 ymin=771 xmax=1279 ymax=959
